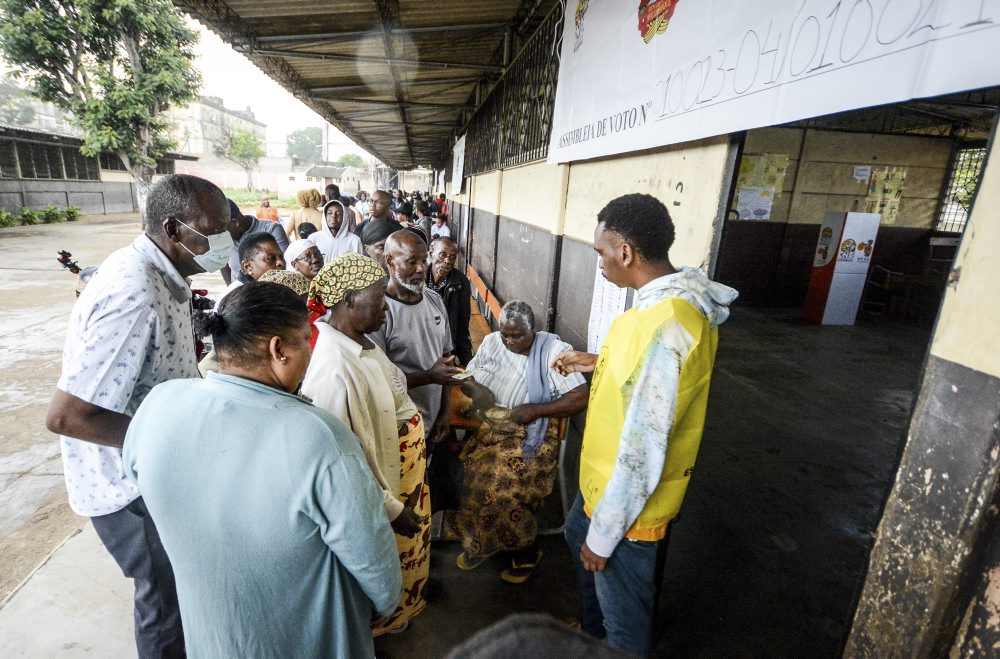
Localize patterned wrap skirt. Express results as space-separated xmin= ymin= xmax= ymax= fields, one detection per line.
xmin=372 ymin=415 xmax=431 ymax=636
xmin=451 ymin=407 xmax=561 ymax=558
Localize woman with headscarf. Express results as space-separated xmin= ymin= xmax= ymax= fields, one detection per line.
xmin=284 ymin=189 xmax=323 ymax=241
xmin=285 ymin=238 xmax=324 ymax=282
xmin=301 ymin=253 xmax=431 ymax=636
xmin=313 ymin=199 xmax=363 ymax=262
xmin=258 ymin=269 xmax=311 ymax=299
xmin=442 ymin=300 xmax=588 ymax=584
xmin=123 ymin=282 xmax=402 ymax=658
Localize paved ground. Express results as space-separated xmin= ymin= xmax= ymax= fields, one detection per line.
xmin=0 ymin=215 xmax=226 ymax=603
xmin=0 ymin=216 xmax=934 ymax=656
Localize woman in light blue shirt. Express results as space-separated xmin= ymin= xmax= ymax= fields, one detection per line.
xmin=123 ymin=282 xmax=401 ymax=659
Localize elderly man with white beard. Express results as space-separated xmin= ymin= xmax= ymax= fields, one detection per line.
xmin=368 ymin=230 xmax=464 ymax=449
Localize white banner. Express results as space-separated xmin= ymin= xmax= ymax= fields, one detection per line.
xmin=549 ymin=0 xmax=1000 ymax=163
xmin=451 ymin=134 xmax=466 ymax=194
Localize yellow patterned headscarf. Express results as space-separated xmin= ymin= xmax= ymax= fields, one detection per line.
xmin=258 ymin=269 xmax=310 ymax=297
xmin=308 ymin=252 xmax=386 ymax=307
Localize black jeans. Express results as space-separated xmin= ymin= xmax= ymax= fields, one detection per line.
xmin=90 ymin=497 xmax=185 ymax=658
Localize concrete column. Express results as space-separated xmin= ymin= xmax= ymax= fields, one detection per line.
xmin=846 ymin=124 xmax=1000 ymax=656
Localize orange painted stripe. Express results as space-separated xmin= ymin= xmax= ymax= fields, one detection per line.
xmin=465 ymin=265 xmax=488 ymax=300
xmin=465 ymin=264 xmax=503 ymax=321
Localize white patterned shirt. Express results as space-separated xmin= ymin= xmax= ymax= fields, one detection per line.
xmin=467 ymin=332 xmax=585 ymax=408
xmin=57 ymin=234 xmax=199 ymax=517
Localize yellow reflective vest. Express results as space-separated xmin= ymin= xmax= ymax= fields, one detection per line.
xmin=579 ymin=296 xmax=719 ymax=541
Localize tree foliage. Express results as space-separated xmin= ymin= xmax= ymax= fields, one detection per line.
xmin=286 ymin=126 xmax=322 ymax=161
xmin=0 ymin=78 xmax=36 ymax=125
xmin=336 ymin=153 xmax=365 ymax=168
xmin=215 ymin=127 xmax=265 ymax=191
xmin=0 ymin=0 xmax=201 ymax=198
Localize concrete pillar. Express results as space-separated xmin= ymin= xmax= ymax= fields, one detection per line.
xmin=846 ymin=124 xmax=1000 ymax=656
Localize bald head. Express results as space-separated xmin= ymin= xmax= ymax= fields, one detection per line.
xmin=385 ymin=230 xmax=428 ymax=296
xmin=385 ymin=229 xmax=427 ymax=259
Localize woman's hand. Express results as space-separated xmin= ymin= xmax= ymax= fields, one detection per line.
xmin=510 ymin=404 xmax=539 ymax=426
xmin=550 ymin=350 xmax=598 ymax=376
xmin=430 ymin=416 xmax=451 ymax=444
xmin=390 ymin=506 xmax=424 ymax=538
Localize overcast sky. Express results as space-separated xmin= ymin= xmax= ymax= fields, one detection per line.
xmin=187 ymin=18 xmax=370 ymax=160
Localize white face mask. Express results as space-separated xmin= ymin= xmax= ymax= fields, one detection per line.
xmin=176 ymin=220 xmax=233 ymax=272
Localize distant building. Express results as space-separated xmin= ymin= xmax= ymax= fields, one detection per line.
xmin=166 ymin=96 xmax=266 ymax=156
xmin=0 ymin=124 xmax=196 ymax=215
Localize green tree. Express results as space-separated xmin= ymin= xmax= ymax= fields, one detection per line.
xmin=215 ymin=127 xmax=265 ymax=191
xmin=336 ymin=153 xmax=365 ymax=168
xmin=0 ymin=0 xmax=200 ymax=213
xmin=286 ymin=126 xmax=322 ymax=161
xmin=0 ymin=78 xmax=36 ymax=125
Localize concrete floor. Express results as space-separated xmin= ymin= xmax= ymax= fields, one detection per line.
xmin=0 ymin=216 xmax=934 ymax=656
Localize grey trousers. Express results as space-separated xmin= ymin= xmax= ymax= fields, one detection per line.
xmin=90 ymin=497 xmax=185 ymax=658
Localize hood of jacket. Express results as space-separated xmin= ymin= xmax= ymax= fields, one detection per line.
xmin=319 ymin=199 xmax=351 ymax=241
xmin=639 ymin=267 xmax=738 ymax=328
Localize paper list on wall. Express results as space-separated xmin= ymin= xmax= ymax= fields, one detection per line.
xmin=736 ymin=187 xmax=774 ymax=220
xmin=587 ymin=256 xmax=630 ymax=353
xmin=864 ymin=167 xmax=906 ymax=225
xmin=735 ymin=153 xmax=788 ymax=220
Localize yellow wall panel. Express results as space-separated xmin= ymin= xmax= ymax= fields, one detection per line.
xmin=563 ymin=136 xmax=731 ymax=269
xmin=931 ymin=136 xmax=1000 ymax=379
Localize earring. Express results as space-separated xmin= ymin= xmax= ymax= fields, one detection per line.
xmin=279 ymin=356 xmax=287 ymax=363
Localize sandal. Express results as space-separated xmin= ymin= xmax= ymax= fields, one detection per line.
xmin=500 ymin=548 xmax=543 ymax=584
xmin=456 ymin=551 xmax=494 ymax=571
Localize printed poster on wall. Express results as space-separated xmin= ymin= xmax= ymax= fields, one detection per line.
xmin=451 ymin=134 xmax=466 ymax=195
xmin=588 ymin=255 xmax=631 ymax=353
xmin=549 ymin=1 xmax=1000 ymax=164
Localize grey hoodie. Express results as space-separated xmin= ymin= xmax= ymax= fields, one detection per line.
xmin=635 ymin=266 xmax=738 ymax=327
xmin=312 ymin=199 xmax=363 ymax=261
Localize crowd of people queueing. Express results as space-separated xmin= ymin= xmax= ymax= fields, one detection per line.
xmin=45 ymin=174 xmax=737 ymax=658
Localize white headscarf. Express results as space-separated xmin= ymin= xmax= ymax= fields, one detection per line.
xmin=284 ymin=238 xmax=316 ymax=271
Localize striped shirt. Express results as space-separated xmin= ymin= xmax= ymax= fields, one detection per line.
xmin=466 ymin=332 xmax=585 ymax=408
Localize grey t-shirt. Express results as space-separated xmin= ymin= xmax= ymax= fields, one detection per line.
xmin=368 ymin=289 xmax=453 ymax=434
xmin=228 ymin=218 xmax=290 ymax=276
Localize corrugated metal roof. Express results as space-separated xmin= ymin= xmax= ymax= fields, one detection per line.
xmin=175 ymin=0 xmax=558 ymax=169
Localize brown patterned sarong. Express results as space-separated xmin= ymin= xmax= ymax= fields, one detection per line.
xmin=449 ymin=407 xmax=561 ymax=558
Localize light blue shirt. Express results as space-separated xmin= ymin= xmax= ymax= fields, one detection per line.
xmin=123 ymin=373 xmax=402 ymax=658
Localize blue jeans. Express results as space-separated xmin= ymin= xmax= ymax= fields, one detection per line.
xmin=564 ymin=493 xmax=660 ymax=657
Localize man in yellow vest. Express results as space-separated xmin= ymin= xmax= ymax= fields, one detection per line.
xmin=552 ymin=194 xmax=737 ymax=656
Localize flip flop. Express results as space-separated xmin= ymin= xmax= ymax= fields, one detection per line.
xmin=500 ymin=548 xmax=543 ymax=584
xmin=456 ymin=551 xmax=494 ymax=571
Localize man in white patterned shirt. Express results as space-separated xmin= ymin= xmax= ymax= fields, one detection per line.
xmin=46 ymin=174 xmax=231 ymax=658
xmin=553 ymin=194 xmax=737 ymax=657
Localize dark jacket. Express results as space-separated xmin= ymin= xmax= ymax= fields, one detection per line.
xmin=427 ymin=267 xmax=473 ymax=366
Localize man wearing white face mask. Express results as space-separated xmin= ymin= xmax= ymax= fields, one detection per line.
xmin=45 ymin=174 xmax=231 ymax=659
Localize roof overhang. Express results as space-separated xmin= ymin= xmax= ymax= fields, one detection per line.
xmin=174 ymin=0 xmax=558 ymax=169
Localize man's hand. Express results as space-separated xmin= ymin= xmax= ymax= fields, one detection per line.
xmin=390 ymin=506 xmax=424 ymax=538
xmin=427 ymin=355 xmax=464 ymax=385
xmin=579 ymin=541 xmax=608 ymax=572
xmin=550 ymin=350 xmax=598 ymax=376
xmin=430 ymin=416 xmax=450 ymax=444
xmin=510 ymin=404 xmax=539 ymax=426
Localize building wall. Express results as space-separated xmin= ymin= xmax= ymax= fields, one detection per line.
xmin=0 ymin=179 xmax=137 ymax=215
xmin=846 ymin=126 xmax=1000 ymax=657
xmin=450 ymin=135 xmax=733 ymax=348
xmin=715 ymin=128 xmax=955 ymax=306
